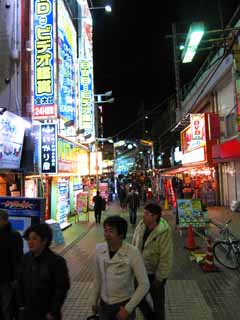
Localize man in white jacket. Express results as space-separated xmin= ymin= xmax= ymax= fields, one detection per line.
xmin=91 ymin=215 xmax=150 ymax=320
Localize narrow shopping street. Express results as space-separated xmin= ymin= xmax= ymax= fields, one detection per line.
xmin=60 ymin=202 xmax=240 ymax=320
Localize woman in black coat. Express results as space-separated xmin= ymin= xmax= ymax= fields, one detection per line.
xmin=17 ymin=223 xmax=70 ymax=320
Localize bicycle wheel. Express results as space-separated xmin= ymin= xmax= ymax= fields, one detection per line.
xmin=213 ymin=241 xmax=239 ymax=269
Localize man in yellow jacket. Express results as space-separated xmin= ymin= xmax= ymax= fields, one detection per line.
xmin=132 ymin=202 xmax=173 ymax=320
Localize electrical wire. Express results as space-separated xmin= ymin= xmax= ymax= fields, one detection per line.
xmin=112 ymin=94 xmax=174 ymax=139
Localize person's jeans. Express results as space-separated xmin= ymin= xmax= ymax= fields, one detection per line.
xmin=129 ymin=208 xmax=137 ymax=225
xmin=0 ymin=282 xmax=15 ymax=320
xmin=138 ymin=275 xmax=166 ymax=320
xmin=99 ymin=299 xmax=135 ymax=320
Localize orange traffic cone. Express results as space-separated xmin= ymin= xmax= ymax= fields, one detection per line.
xmin=163 ymin=198 xmax=169 ymax=210
xmin=184 ymin=224 xmax=198 ymax=250
xmin=200 ymin=238 xmax=219 ymax=272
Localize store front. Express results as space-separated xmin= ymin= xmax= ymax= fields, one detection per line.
xmin=160 ymin=113 xmax=220 ymax=207
xmin=212 ymin=138 xmax=240 ymax=206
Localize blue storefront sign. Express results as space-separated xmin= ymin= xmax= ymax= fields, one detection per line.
xmin=0 ymin=196 xmax=45 ymax=220
xmin=58 ymin=0 xmax=77 ymax=123
xmin=40 ymin=123 xmax=57 ymax=174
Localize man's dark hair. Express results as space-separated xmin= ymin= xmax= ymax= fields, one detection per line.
xmin=103 ymin=215 xmax=128 ymax=239
xmin=24 ymin=223 xmax=53 ymax=247
xmin=144 ymin=202 xmax=162 ymax=223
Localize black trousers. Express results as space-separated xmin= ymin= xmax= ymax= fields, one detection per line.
xmin=99 ymin=299 xmax=135 ymax=320
xmin=138 ymin=275 xmax=166 ymax=320
xmin=94 ymin=209 xmax=102 ymax=223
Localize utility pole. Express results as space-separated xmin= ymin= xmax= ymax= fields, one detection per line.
xmin=172 ymin=23 xmax=181 ymax=117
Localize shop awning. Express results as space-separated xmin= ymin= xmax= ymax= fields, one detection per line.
xmin=159 ymin=163 xmax=211 ymax=176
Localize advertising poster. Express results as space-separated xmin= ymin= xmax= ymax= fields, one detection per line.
xmin=9 ymin=216 xmax=31 ymax=253
xmin=32 ymin=0 xmax=57 ymax=119
xmin=99 ymin=183 xmax=109 ymax=202
xmin=177 ymin=199 xmax=208 ymax=228
xmin=57 ymin=0 xmax=77 ymax=123
xmin=76 ymin=192 xmax=88 ymax=213
xmin=56 ymin=179 xmax=70 ymax=227
xmin=0 ymin=112 xmax=25 ymax=169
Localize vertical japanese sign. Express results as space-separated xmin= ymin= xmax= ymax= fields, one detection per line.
xmin=57 ymin=0 xmax=77 ymax=123
xmin=32 ymin=0 xmax=57 ymax=119
xmin=40 ymin=123 xmax=57 ymax=173
xmin=190 ymin=114 xmax=205 ymax=140
xmin=77 ymin=0 xmax=94 ymax=143
xmin=79 ymin=60 xmax=95 ymax=141
xmin=232 ymin=43 xmax=240 ymax=132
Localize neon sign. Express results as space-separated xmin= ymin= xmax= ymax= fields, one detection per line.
xmin=32 ymin=0 xmax=57 ymax=119
xmin=79 ymin=59 xmax=95 ymax=140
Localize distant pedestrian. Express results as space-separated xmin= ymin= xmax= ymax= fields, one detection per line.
xmin=132 ymin=203 xmax=173 ymax=320
xmin=91 ymin=215 xmax=149 ymax=320
xmin=0 ymin=209 xmax=23 ymax=320
xmin=93 ymin=190 xmax=103 ymax=223
xmin=119 ymin=185 xmax=127 ymax=211
xmin=17 ymin=223 xmax=70 ymax=320
xmin=126 ymin=188 xmax=140 ymax=226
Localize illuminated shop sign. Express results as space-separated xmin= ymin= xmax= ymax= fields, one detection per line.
xmin=181 ymin=116 xmax=206 ymax=154
xmin=182 ymin=147 xmax=205 ymax=164
xmin=0 ymin=112 xmax=25 ymax=169
xmin=190 ymin=114 xmax=205 ymax=141
xmin=32 ymin=0 xmax=57 ymax=119
xmin=58 ymin=137 xmax=86 ymax=173
xmin=58 ymin=0 xmax=77 ymax=123
xmin=40 ymin=123 xmax=57 ymax=173
xmin=79 ymin=59 xmax=95 ymax=141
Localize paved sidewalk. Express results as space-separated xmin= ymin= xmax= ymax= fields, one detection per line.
xmin=60 ymin=202 xmax=240 ymax=320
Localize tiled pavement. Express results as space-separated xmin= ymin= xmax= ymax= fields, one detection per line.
xmin=60 ymin=203 xmax=240 ymax=320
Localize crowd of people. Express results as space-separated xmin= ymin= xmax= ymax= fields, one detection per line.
xmin=0 ymin=194 xmax=173 ymax=320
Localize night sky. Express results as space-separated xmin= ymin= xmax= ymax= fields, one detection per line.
xmin=91 ymin=0 xmax=240 ymax=138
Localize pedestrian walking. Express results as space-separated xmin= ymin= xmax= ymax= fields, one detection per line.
xmin=0 ymin=209 xmax=23 ymax=320
xmin=119 ymin=185 xmax=127 ymax=211
xmin=93 ymin=191 xmax=103 ymax=223
xmin=17 ymin=223 xmax=70 ymax=320
xmin=126 ymin=188 xmax=140 ymax=226
xmin=91 ymin=215 xmax=149 ymax=320
xmin=132 ymin=203 xmax=173 ymax=320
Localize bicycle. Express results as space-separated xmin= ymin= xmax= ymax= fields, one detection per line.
xmin=213 ymin=219 xmax=240 ymax=269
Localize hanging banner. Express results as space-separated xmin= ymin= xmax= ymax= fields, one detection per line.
xmin=57 ymin=0 xmax=77 ymax=123
xmin=232 ymin=43 xmax=240 ymax=132
xmin=79 ymin=59 xmax=95 ymax=142
xmin=40 ymin=123 xmax=57 ymax=174
xmin=32 ymin=0 xmax=57 ymax=119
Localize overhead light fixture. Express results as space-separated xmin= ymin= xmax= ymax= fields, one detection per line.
xmin=181 ymin=22 xmax=205 ymax=63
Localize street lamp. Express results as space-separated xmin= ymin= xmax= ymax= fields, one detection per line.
xmin=94 ymin=90 xmax=115 ymax=104
xmin=89 ymin=5 xmax=112 ymax=13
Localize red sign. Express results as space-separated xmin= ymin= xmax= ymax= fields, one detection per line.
xmin=207 ymin=113 xmax=220 ymax=140
xmin=212 ymin=138 xmax=240 ymax=162
xmin=33 ymin=105 xmax=57 ymax=119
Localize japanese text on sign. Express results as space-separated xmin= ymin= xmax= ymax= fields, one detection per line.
xmin=33 ymin=0 xmax=56 ymax=118
xmin=40 ymin=123 xmax=57 ymax=173
xmin=79 ymin=60 xmax=94 ymax=137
